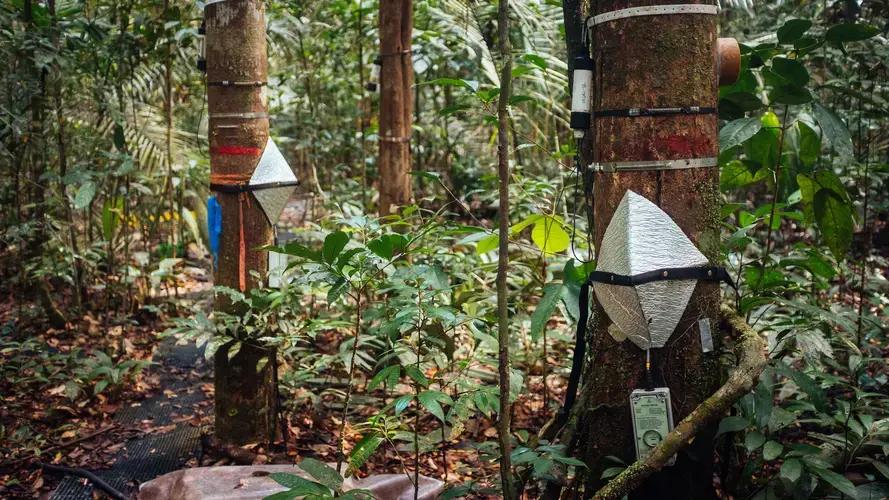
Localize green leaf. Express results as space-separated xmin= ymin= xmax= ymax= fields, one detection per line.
xmin=521 ymin=53 xmax=548 ymax=70
xmin=601 ymin=466 xmax=626 ymax=479
xmin=719 ymin=118 xmax=762 ymax=151
xmin=439 ymin=104 xmax=473 ymax=116
xmin=75 ymin=182 xmax=96 ymax=210
xmin=814 ymin=189 xmax=853 ymax=261
xmin=298 ymin=458 xmax=343 ymax=491
xmin=418 ymin=390 xmax=452 ymax=422
xmin=419 ymin=78 xmax=478 ymax=91
xmin=716 ymin=416 xmax=751 ymax=436
xmin=532 ymin=457 xmax=555 ymax=476
xmin=102 ymin=197 xmax=124 ymax=241
xmin=771 ymin=361 xmax=828 ymax=413
xmin=825 ymin=23 xmax=880 ymax=43
xmin=531 ymin=217 xmax=569 ymax=254
xmin=405 ymin=366 xmax=429 ymax=387
xmin=530 ymin=283 xmax=565 ymax=342
xmin=281 ymin=241 xmax=322 ymax=263
xmin=770 ymin=84 xmax=813 ymax=105
xmin=393 ymin=394 xmax=414 ymax=415
xmin=349 ymin=433 xmax=384 ymax=471
xmin=367 ymin=237 xmax=394 ymax=260
xmin=777 ymin=19 xmax=813 ymax=44
xmin=872 ymin=461 xmax=889 ymax=481
xmin=476 ymin=234 xmax=498 ymax=255
xmin=745 ymin=431 xmax=766 ymax=451
xmin=763 ymin=441 xmax=784 ymax=460
xmin=771 ymin=58 xmax=809 ymax=87
xmin=509 ymin=95 xmax=537 ymax=106
xmin=551 ymin=455 xmax=587 ymax=467
xmin=268 ymin=473 xmax=329 ymax=495
xmin=327 ymin=277 xmax=348 ymax=304
xmin=798 ymin=121 xmax=821 ymax=166
xmin=114 ymin=124 xmax=126 ymax=151
xmin=323 ymin=231 xmax=350 ymax=264
xmin=812 ymin=103 xmax=853 ymax=158
xmin=368 ymin=365 xmax=400 ymax=391
xmin=721 ymin=161 xmax=756 ymax=191
xmin=781 ymin=458 xmax=803 ymax=483
xmin=811 ymin=467 xmax=858 ymax=499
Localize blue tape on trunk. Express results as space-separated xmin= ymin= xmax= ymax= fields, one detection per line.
xmin=207 ymin=196 xmax=222 ymax=268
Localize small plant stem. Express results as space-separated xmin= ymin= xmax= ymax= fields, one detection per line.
xmin=495 ymin=0 xmax=515 ymax=496
xmin=336 ymin=291 xmax=362 ymax=473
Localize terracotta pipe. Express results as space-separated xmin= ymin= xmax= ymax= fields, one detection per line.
xmin=717 ymin=38 xmax=741 ymax=86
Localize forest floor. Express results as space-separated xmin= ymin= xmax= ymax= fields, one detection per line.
xmin=0 ymin=198 xmax=572 ymax=499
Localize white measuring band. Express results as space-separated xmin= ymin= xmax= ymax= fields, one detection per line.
xmin=590 ymin=157 xmax=717 ymax=172
xmin=209 ymin=112 xmax=270 ymax=119
xmin=588 ymin=4 xmax=718 ymax=27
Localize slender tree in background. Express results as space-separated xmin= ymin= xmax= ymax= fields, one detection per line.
xmin=495 ymin=1 xmax=515 ymax=499
xmin=206 ymin=0 xmax=276 ymax=445
xmin=377 ymin=0 xmax=413 ymax=217
xmin=560 ymin=0 xmax=727 ymax=497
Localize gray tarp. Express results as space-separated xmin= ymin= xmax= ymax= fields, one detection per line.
xmin=137 ymin=464 xmax=444 ymax=500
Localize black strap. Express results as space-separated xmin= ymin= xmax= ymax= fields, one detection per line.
xmin=558 ymin=281 xmax=591 ymax=425
xmin=588 ymin=266 xmax=736 ymax=289
xmin=595 ymin=106 xmax=717 ymax=118
xmin=210 ymin=180 xmax=300 ymax=193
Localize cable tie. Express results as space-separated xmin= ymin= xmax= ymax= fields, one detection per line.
xmin=588 ymin=4 xmax=718 ymax=27
xmin=380 ymin=49 xmax=413 ymax=57
xmin=595 ymin=106 xmax=717 ymax=118
xmin=209 ymin=112 xmax=270 ymax=119
xmin=208 ymin=81 xmax=268 ymax=87
xmin=210 ymin=181 xmax=300 ymax=193
xmin=379 ymin=135 xmax=412 ymax=143
xmin=589 ymin=157 xmax=717 ymax=172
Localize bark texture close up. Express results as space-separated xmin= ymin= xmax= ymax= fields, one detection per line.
xmin=378 ymin=0 xmax=413 ymax=217
xmin=206 ymin=0 xmax=276 ymax=446
xmin=566 ymin=0 xmax=724 ymax=498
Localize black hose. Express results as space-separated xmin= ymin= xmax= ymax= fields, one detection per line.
xmin=32 ymin=462 xmax=129 ymax=500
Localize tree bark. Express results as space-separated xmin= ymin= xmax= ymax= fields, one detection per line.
xmin=378 ymin=0 xmax=413 ymax=217
xmin=564 ymin=1 xmax=723 ymax=498
xmin=206 ymin=0 xmax=276 ymax=446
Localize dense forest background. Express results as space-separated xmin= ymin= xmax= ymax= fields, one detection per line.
xmin=0 ymin=0 xmax=887 ymax=499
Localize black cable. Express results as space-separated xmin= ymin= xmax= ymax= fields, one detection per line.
xmin=558 ymin=280 xmax=591 ymax=425
xmin=33 ymin=463 xmax=128 ymax=500
xmin=209 ymin=180 xmax=300 ymax=193
xmin=595 ymin=106 xmax=716 ymax=118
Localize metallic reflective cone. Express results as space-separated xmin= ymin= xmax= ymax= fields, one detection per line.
xmin=250 ymin=138 xmax=298 ymax=224
xmin=593 ymin=191 xmax=708 ymax=349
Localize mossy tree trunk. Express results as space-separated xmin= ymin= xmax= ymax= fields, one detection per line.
xmin=563 ymin=0 xmax=723 ymax=498
xmin=378 ymin=0 xmax=413 ymax=216
xmin=206 ymin=0 xmax=276 ymax=446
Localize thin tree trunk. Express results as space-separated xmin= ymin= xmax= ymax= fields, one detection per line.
xmin=206 ymin=0 xmax=276 ymax=446
xmin=495 ymin=0 xmax=515 ymax=498
xmin=378 ymin=0 xmax=413 ymax=217
xmin=164 ymin=0 xmax=176 ymax=251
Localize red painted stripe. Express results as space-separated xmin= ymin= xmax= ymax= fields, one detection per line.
xmin=212 ymin=145 xmax=263 ymax=156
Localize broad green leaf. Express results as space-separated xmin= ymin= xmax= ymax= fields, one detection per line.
xmin=368 ymin=365 xmax=400 ymax=391
xmin=812 ymin=103 xmax=853 ymax=158
xmin=770 ymin=85 xmax=813 ymax=105
xmin=102 ymin=197 xmax=124 ymax=241
xmin=771 ymin=361 xmax=828 ymax=413
xmin=405 ymin=365 xmax=429 ymax=387
xmin=777 ymin=19 xmax=813 ymax=43
xmin=814 ymin=189 xmax=853 ymax=261
xmin=439 ymin=104 xmax=472 ymax=116
xmin=531 ymin=217 xmax=569 ymax=254
xmin=745 ymin=129 xmax=780 ymax=169
xmin=509 ymin=95 xmax=537 ymax=106
xmin=349 ymin=433 xmax=384 ymax=471
xmin=781 ymin=458 xmax=803 ymax=483
xmin=532 ymin=457 xmax=555 ymax=476
xmin=719 ymin=117 xmax=762 ymax=151
xmin=268 ymin=473 xmax=329 ymax=495
xmin=717 ymin=416 xmax=751 ymax=436
xmin=811 ymin=467 xmax=858 ymax=499
xmin=298 ymin=458 xmax=343 ymax=491
xmin=798 ymin=121 xmax=821 ymax=166
xmin=873 ymin=461 xmax=889 ymax=481
xmin=721 ymin=161 xmax=756 ymax=191
xmin=825 ymin=23 xmax=880 ymax=42
xmin=521 ymin=53 xmax=548 ymax=70
xmin=771 ymin=58 xmax=809 ymax=87
xmin=327 ymin=277 xmax=348 ymax=304
xmin=530 ymin=283 xmax=565 ymax=342
xmin=601 ymin=466 xmax=625 ymax=479
xmin=323 ymin=231 xmax=350 ymax=264
xmin=367 ymin=236 xmax=393 ymax=260
xmin=763 ymin=441 xmax=784 ymax=460
xmin=420 ymin=78 xmax=478 ymax=91
xmin=281 ymin=241 xmax=322 ymax=262
xmin=393 ymin=394 xmax=414 ymax=415
xmin=510 ymin=214 xmax=544 ymax=234
xmin=476 ymin=234 xmax=498 ymax=255
xmin=75 ymin=182 xmax=96 ymax=210
xmin=745 ymin=431 xmax=766 ymax=451
xmin=552 ymin=455 xmax=587 ymax=467
xmin=418 ymin=390 xmax=452 ymax=422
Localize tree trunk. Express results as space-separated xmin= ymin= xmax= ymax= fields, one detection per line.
xmin=377 ymin=0 xmax=412 ymax=217
xmin=564 ymin=1 xmax=722 ymax=498
xmin=206 ymin=0 xmax=276 ymax=446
